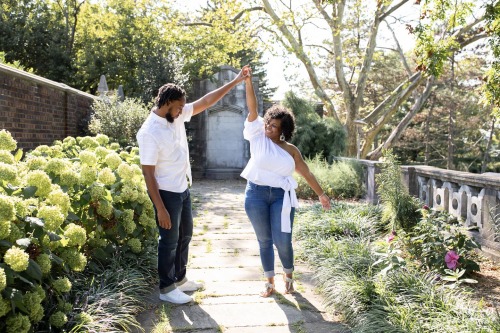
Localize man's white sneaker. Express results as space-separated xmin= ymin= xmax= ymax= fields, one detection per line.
xmin=159 ymin=288 xmax=193 ymax=304
xmin=177 ymin=280 xmax=204 ymax=292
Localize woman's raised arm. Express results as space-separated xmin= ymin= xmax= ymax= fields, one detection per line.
xmin=245 ymin=66 xmax=258 ymax=122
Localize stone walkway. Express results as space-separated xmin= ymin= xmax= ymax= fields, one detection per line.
xmin=136 ymin=179 xmax=350 ymax=333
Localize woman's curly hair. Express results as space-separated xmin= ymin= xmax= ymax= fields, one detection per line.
xmin=264 ymin=104 xmax=296 ymax=141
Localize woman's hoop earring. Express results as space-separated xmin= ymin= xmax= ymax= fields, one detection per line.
xmin=280 ymin=133 xmax=286 ymax=141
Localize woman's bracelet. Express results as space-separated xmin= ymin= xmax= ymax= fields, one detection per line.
xmin=319 ymin=192 xmax=327 ymax=198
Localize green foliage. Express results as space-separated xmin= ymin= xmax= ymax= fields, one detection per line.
xmin=376 ymin=150 xmax=421 ymax=231
xmin=413 ymin=0 xmax=473 ymax=77
xmin=0 ymin=130 xmax=157 ymax=331
xmin=295 ymin=203 xmax=499 ymax=333
xmin=405 ymin=208 xmax=481 ymax=276
xmin=0 ymin=0 xmax=73 ymax=82
xmin=295 ymin=202 xmax=380 ymax=247
xmin=68 ymin=256 xmax=154 ymax=332
xmin=482 ymin=2 xmax=500 ymax=117
xmin=372 ymin=231 xmax=406 ymax=276
xmin=1 ymin=0 xmax=263 ymax=103
xmin=88 ymin=95 xmax=152 ymax=146
xmin=295 ymin=156 xmax=365 ymax=200
xmin=284 ymin=91 xmax=346 ymax=162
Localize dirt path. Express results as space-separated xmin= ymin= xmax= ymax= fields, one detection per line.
xmin=135 ymin=179 xmax=349 ymax=333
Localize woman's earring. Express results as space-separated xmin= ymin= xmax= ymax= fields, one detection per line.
xmin=280 ymin=133 xmax=286 ymax=141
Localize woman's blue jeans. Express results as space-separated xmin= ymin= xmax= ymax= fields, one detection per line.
xmin=244 ymin=181 xmax=295 ymax=278
xmin=153 ymin=189 xmax=193 ymax=293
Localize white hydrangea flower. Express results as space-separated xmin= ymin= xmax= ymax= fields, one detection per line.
xmin=0 ymin=130 xmax=17 ymax=151
xmin=97 ymin=168 xmax=116 ymax=186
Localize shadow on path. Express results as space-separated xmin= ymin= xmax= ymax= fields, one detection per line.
xmin=135 ymin=179 xmax=349 ymax=333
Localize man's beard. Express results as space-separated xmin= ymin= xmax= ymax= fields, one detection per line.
xmin=166 ymin=112 xmax=175 ymax=123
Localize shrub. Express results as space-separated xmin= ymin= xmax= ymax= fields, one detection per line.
xmin=0 ymin=130 xmax=157 ymax=332
xmin=376 ymin=149 xmax=421 ymax=232
xmin=283 ymin=91 xmax=346 ymax=161
xmin=88 ymin=94 xmax=152 ymax=146
xmin=405 ymin=208 xmax=481 ymax=276
xmin=295 ymin=203 xmax=498 ymax=333
xmin=295 ymin=155 xmax=365 ymax=200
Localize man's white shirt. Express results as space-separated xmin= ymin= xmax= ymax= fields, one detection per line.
xmin=137 ymin=103 xmax=194 ymax=193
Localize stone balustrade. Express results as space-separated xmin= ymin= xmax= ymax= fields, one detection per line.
xmin=351 ymin=159 xmax=500 ymax=258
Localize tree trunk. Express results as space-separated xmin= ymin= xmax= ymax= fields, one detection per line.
xmin=447 ymin=55 xmax=456 ymax=170
xmin=424 ymin=98 xmax=435 ymax=165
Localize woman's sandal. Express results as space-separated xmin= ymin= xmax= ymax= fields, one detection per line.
xmin=283 ymin=275 xmax=294 ymax=294
xmin=260 ymin=282 xmax=275 ymax=297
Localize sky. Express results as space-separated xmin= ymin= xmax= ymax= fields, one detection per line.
xmin=176 ymin=0 xmax=418 ymax=100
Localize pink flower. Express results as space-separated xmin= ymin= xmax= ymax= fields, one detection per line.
xmin=387 ymin=231 xmax=396 ymax=243
xmin=423 ymin=205 xmax=430 ymax=211
xmin=445 ymin=250 xmax=460 ymax=270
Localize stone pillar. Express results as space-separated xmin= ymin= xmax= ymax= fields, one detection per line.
xmin=481 ymin=188 xmax=499 ymax=241
xmin=364 ymin=161 xmax=381 ymax=204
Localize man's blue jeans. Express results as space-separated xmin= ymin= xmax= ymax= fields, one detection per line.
xmin=153 ymin=189 xmax=193 ymax=293
xmin=244 ymin=181 xmax=295 ymax=278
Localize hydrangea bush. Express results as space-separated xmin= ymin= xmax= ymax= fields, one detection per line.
xmin=0 ymin=130 xmax=157 ymax=332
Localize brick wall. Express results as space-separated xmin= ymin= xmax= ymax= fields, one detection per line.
xmin=0 ymin=64 xmax=96 ymax=151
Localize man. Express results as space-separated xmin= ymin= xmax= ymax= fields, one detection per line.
xmin=137 ymin=66 xmax=249 ymax=304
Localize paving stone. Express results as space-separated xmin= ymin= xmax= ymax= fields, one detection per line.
xmin=168 ymin=302 xmax=323 ymax=329
xmin=188 ymin=253 xmax=262 ymax=268
xmin=135 ymin=179 xmax=349 ymax=333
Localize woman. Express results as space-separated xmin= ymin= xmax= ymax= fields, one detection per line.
xmin=241 ymin=68 xmax=331 ymax=297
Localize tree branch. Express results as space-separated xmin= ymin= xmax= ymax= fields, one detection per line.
xmin=367 ymin=75 xmax=435 ymax=160
xmin=305 ymin=44 xmax=335 ymax=56
xmin=379 ymin=0 xmax=410 ymax=21
xmin=262 ymin=0 xmax=340 ymax=122
xmin=232 ymin=6 xmax=265 ymax=22
xmin=362 ymin=71 xmax=423 ymax=124
xmin=183 ymin=6 xmax=265 ymax=27
xmin=384 ymin=20 xmax=412 ymax=76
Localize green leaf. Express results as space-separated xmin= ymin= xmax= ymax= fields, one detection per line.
xmin=4 ymin=288 xmax=29 ymax=313
xmin=80 ymin=193 xmax=91 ymax=204
xmin=16 ymin=275 xmax=34 ymax=287
xmin=50 ymin=253 xmax=64 ymax=266
xmin=4 ymin=184 xmax=19 ymax=195
xmin=441 ymin=276 xmax=457 ymax=281
xmin=47 ymin=232 xmax=62 ymax=242
xmin=24 ymin=259 xmax=42 ymax=281
xmin=91 ymin=247 xmax=110 ymax=261
xmin=14 ymin=149 xmax=23 ymax=162
xmin=0 ymin=240 xmax=12 ymax=247
xmin=67 ymin=212 xmax=80 ymax=221
xmin=114 ymin=208 xmax=123 ymax=218
xmin=0 ymin=264 xmax=15 ymax=284
xmin=33 ymin=227 xmax=44 ymax=239
xmin=23 ymin=186 xmax=38 ymax=198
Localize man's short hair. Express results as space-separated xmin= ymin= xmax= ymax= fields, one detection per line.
xmin=156 ymin=83 xmax=186 ymax=109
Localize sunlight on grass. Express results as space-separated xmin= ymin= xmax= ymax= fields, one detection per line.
xmin=151 ymin=304 xmax=173 ymax=333
xmin=291 ymin=319 xmax=306 ymax=333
